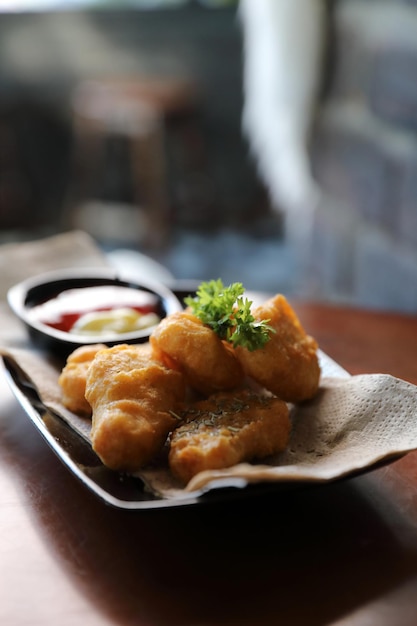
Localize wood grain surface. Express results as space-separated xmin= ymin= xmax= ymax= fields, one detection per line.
xmin=1 ymin=301 xmax=417 ymax=626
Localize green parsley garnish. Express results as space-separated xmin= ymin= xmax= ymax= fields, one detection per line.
xmin=184 ymin=279 xmax=274 ymax=351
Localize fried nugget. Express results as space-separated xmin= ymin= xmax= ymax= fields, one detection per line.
xmin=235 ymin=295 xmax=320 ymax=402
xmin=150 ymin=310 xmax=244 ymax=395
xmin=85 ymin=343 xmax=185 ymax=472
xmin=58 ymin=343 xmax=107 ymax=415
xmin=169 ymin=390 xmax=290 ymax=484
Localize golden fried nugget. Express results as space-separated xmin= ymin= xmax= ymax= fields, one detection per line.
xmin=235 ymin=295 xmax=320 ymax=402
xmin=150 ymin=310 xmax=244 ymax=395
xmin=58 ymin=343 xmax=107 ymax=415
xmin=169 ymin=390 xmax=290 ymax=484
xmin=85 ymin=343 xmax=185 ymax=472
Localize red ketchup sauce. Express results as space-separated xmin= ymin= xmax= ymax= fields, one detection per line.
xmin=28 ymin=286 xmax=160 ymax=334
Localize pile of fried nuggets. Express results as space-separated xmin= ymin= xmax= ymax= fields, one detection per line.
xmin=58 ymin=294 xmax=320 ymax=485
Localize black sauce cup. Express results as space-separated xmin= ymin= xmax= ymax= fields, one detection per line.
xmin=7 ymin=268 xmax=183 ymax=357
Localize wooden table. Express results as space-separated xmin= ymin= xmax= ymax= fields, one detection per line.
xmin=1 ymin=301 xmax=417 ymax=626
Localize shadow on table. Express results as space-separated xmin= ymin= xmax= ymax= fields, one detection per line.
xmin=1 ymin=393 xmax=417 ymax=626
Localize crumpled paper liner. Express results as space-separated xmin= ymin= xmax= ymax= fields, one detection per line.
xmin=0 ymin=229 xmax=109 ymax=301
xmin=0 ymin=230 xmax=110 ymax=350
xmin=182 ymin=373 xmax=417 ymax=493
xmin=2 ymin=345 xmax=417 ymax=499
xmin=2 ymin=231 xmax=417 ymax=499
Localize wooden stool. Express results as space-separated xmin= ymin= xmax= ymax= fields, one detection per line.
xmin=65 ymin=76 xmax=205 ymax=247
xmin=66 ymin=79 xmax=173 ymax=250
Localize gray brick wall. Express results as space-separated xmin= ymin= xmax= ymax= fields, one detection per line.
xmin=310 ymin=0 xmax=417 ymax=312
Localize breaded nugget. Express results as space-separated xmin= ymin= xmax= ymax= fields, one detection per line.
xmin=235 ymin=295 xmax=320 ymax=402
xmin=150 ymin=310 xmax=244 ymax=395
xmin=169 ymin=390 xmax=290 ymax=484
xmin=85 ymin=343 xmax=185 ymax=472
xmin=58 ymin=343 xmax=107 ymax=415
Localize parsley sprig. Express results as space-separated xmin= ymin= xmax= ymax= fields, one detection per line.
xmin=184 ymin=279 xmax=274 ymax=351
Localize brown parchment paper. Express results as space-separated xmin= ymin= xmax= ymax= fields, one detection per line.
xmin=0 ymin=230 xmax=109 ymax=301
xmin=0 ymin=230 xmax=110 ymax=350
xmin=2 ymin=231 xmax=417 ymax=499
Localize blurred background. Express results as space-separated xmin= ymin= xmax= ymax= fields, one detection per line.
xmin=0 ymin=0 xmax=417 ymax=312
